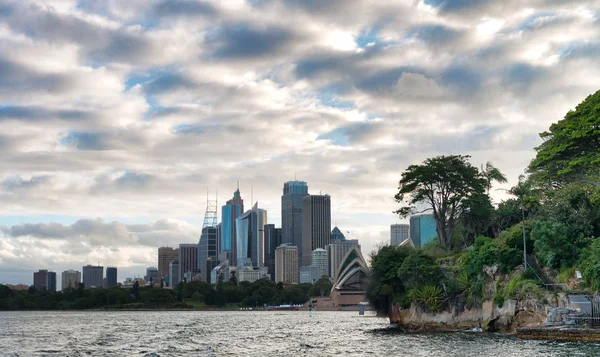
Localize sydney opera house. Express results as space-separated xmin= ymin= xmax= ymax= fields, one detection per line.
xmin=330 ymin=246 xmax=371 ymax=307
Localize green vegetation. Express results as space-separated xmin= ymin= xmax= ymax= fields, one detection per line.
xmin=369 ymin=89 xmax=600 ymax=315
xmin=0 ymin=276 xmax=330 ymax=310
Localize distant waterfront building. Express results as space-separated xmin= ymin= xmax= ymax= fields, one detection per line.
xmin=235 ymin=204 xmax=267 ymax=268
xmin=198 ymin=226 xmax=218 ymax=282
xmin=61 ymin=270 xmax=81 ymax=290
xmin=281 ymin=180 xmax=308 ymax=264
xmin=179 ymin=244 xmax=199 ymax=279
xmin=264 ymin=224 xmax=282 ymax=281
xmin=330 ymin=226 xmax=346 ymax=241
xmin=169 ymin=261 xmax=180 ymax=287
xmin=391 ymin=224 xmax=410 ymax=245
xmin=145 ymin=267 xmax=158 ymax=285
xmin=299 ymin=265 xmax=320 ymax=284
xmin=33 ymin=269 xmax=48 ymax=291
xmin=327 ymin=239 xmax=361 ymax=280
xmin=275 ymin=244 xmax=298 ymax=284
xmin=82 ymin=265 xmax=104 ymax=288
xmin=222 ymin=187 xmax=244 ymax=264
xmin=106 ymin=267 xmax=117 ymax=287
xmin=301 ymin=194 xmax=331 ymax=267
xmin=409 ymin=214 xmax=437 ymax=248
xmin=311 ymin=248 xmax=328 ymax=279
xmin=237 ymin=266 xmax=270 ymax=283
xmin=46 ymin=271 xmax=57 ymax=291
xmin=158 ymin=247 xmax=179 ymax=279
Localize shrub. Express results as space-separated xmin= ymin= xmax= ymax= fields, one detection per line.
xmin=408 ymin=285 xmax=445 ymax=313
xmin=493 ymin=294 xmax=505 ymax=308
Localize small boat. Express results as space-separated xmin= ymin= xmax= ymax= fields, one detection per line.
xmin=264 ymin=304 xmax=299 ymax=311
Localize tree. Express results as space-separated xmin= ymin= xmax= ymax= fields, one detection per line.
xmin=481 ymin=161 xmax=507 ymax=195
xmin=132 ymin=281 xmax=140 ymax=301
xmin=529 ymin=90 xmax=600 ymax=188
xmin=531 ymin=221 xmax=580 ymax=269
xmin=395 ymin=155 xmax=487 ymax=248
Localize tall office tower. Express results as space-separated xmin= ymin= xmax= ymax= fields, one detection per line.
xmin=327 ymin=239 xmax=360 ymax=279
xmin=391 ymin=224 xmax=410 ymax=245
xmin=198 ymin=226 xmax=218 ymax=282
xmin=311 ymin=248 xmax=328 ymax=279
xmin=61 ymin=270 xmax=81 ymax=290
xmin=264 ymin=224 xmax=282 ymax=281
xmin=179 ymin=244 xmax=199 ymax=279
xmin=169 ymin=261 xmax=180 ymax=287
xmin=301 ymin=194 xmax=331 ymax=267
xmin=330 ymin=226 xmax=346 ymax=241
xmin=222 ymin=187 xmax=244 ymax=265
xmin=46 ymin=271 xmax=57 ymax=291
xmin=158 ymin=247 xmax=179 ymax=279
xmin=409 ymin=214 xmax=437 ymax=248
xmin=216 ymin=223 xmax=222 ymax=258
xmin=82 ymin=265 xmax=104 ymax=288
xmin=145 ymin=267 xmax=158 ymax=284
xmin=105 ymin=267 xmax=117 ymax=287
xmin=281 ymin=181 xmax=308 ymax=263
xmin=235 ymin=203 xmax=267 ymax=268
xmin=33 ymin=269 xmax=48 ymax=291
xmin=275 ymin=243 xmax=298 ymax=284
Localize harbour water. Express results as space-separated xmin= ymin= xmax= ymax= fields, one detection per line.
xmin=0 ymin=311 xmax=599 ymax=356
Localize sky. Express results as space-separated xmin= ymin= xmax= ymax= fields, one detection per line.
xmin=1 ymin=0 xmax=600 ymax=286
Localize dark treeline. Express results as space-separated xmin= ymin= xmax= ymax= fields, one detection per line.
xmin=0 ymin=276 xmax=333 ymax=310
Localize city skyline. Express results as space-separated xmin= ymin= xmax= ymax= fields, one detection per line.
xmin=2 ymin=0 xmax=598 ymax=286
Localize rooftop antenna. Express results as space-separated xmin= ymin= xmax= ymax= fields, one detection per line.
xmin=237 ymin=181 xmax=239 ymax=190
xmin=202 ymin=187 xmax=218 ymax=228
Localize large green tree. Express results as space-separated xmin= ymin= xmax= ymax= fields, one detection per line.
xmin=529 ymin=90 xmax=600 ymax=187
xmin=395 ymin=155 xmax=487 ymax=248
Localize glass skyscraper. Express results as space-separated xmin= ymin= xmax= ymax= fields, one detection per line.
xmin=409 ymin=214 xmax=437 ymax=247
xmin=235 ymin=203 xmax=267 ymax=268
xmin=281 ymin=181 xmax=308 ymax=267
xmin=222 ymin=187 xmax=244 ymax=264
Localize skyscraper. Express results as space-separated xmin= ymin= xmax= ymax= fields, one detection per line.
xmin=106 ymin=267 xmax=117 ymax=287
xmin=222 ymin=187 xmax=244 ymax=264
xmin=409 ymin=214 xmax=437 ymax=248
xmin=198 ymin=226 xmax=218 ymax=282
xmin=391 ymin=224 xmax=410 ymax=245
xmin=158 ymin=247 xmax=179 ymax=279
xmin=46 ymin=271 xmax=56 ymax=291
xmin=327 ymin=239 xmax=360 ymax=280
xmin=330 ymin=226 xmax=346 ymax=241
xmin=275 ymin=243 xmax=298 ymax=284
xmin=311 ymin=248 xmax=328 ymax=279
xmin=281 ymin=180 xmax=308 ymax=259
xmin=179 ymin=244 xmax=199 ymax=279
xmin=301 ymin=194 xmax=331 ymax=267
xmin=61 ymin=269 xmax=81 ymax=290
xmin=82 ymin=265 xmax=104 ymax=288
xmin=145 ymin=267 xmax=158 ymax=285
xmin=264 ymin=224 xmax=282 ymax=281
xmin=235 ymin=204 xmax=267 ymax=268
xmin=169 ymin=261 xmax=180 ymax=287
xmin=33 ymin=269 xmax=48 ymax=291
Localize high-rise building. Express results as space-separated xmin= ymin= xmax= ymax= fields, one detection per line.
xmin=281 ymin=180 xmax=308 ymax=262
xmin=46 ymin=271 xmax=57 ymax=291
xmin=145 ymin=267 xmax=158 ymax=285
xmin=330 ymin=226 xmax=346 ymax=241
xmin=275 ymin=243 xmax=298 ymax=284
xmin=301 ymin=194 xmax=331 ymax=267
xmin=179 ymin=244 xmax=199 ymax=279
xmin=169 ymin=261 xmax=180 ymax=287
xmin=264 ymin=224 xmax=282 ymax=281
xmin=198 ymin=226 xmax=218 ymax=282
xmin=222 ymin=187 xmax=244 ymax=264
xmin=33 ymin=269 xmax=48 ymax=291
xmin=327 ymin=239 xmax=360 ymax=280
xmin=61 ymin=270 xmax=81 ymax=290
xmin=158 ymin=247 xmax=179 ymax=279
xmin=235 ymin=204 xmax=267 ymax=268
xmin=311 ymin=248 xmax=328 ymax=279
xmin=82 ymin=265 xmax=104 ymax=288
xmin=299 ymin=265 xmax=320 ymax=284
xmin=409 ymin=214 xmax=437 ymax=248
xmin=391 ymin=224 xmax=410 ymax=245
xmin=106 ymin=267 xmax=117 ymax=287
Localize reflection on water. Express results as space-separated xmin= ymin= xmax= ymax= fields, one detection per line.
xmin=0 ymin=311 xmax=599 ymax=356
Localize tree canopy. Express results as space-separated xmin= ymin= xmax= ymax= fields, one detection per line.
xmin=395 ymin=155 xmax=487 ymax=248
xmin=529 ymin=90 xmax=600 ymax=187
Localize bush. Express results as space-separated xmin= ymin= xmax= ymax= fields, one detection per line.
xmin=397 ymin=250 xmax=445 ymax=290
xmin=493 ymin=294 xmax=505 ymax=308
xmin=580 ymin=238 xmax=600 ymax=290
xmin=531 ymin=220 xmax=578 ymax=269
xmin=504 ymin=273 xmax=544 ymax=301
xmin=408 ymin=285 xmax=445 ymax=313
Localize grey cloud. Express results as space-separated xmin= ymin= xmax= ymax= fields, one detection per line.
xmin=153 ymin=0 xmax=216 ymax=17
xmin=0 ymin=106 xmax=96 ymax=122
xmin=0 ymin=58 xmax=71 ymax=93
xmin=1 ymin=175 xmax=51 ymax=190
xmin=407 ymin=24 xmax=462 ymax=46
xmin=424 ymin=0 xmax=492 ymax=12
xmin=205 ymin=23 xmax=295 ymax=59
